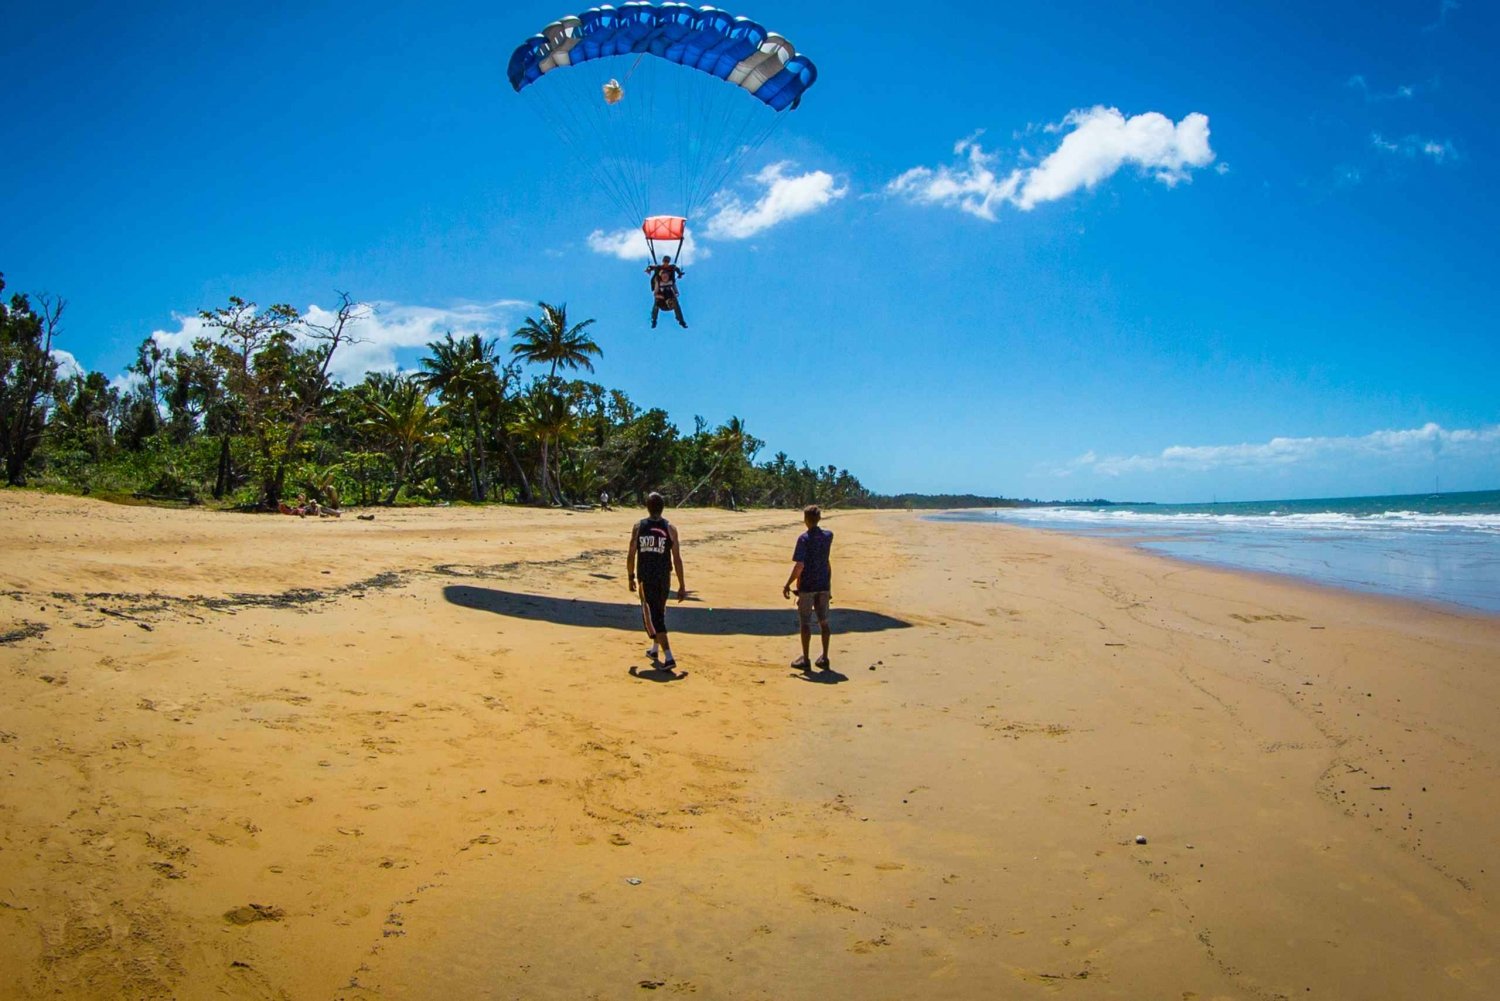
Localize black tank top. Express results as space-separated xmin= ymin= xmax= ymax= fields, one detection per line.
xmin=635 ymin=518 xmax=673 ymax=582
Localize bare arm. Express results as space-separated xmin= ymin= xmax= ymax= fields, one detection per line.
xmin=783 ymin=561 xmax=804 ymax=599
xmin=626 ymin=528 xmax=638 ymax=592
xmin=669 ymin=525 xmax=686 ymax=600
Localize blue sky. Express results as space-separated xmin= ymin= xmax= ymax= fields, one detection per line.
xmin=2 ymin=0 xmax=1496 ymax=502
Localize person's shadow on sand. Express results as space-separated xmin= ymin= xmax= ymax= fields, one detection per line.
xmin=629 ymin=664 xmax=685 ymax=683
xmin=791 ymin=664 xmax=848 ymax=684
xmin=444 ymin=586 xmax=912 ymax=637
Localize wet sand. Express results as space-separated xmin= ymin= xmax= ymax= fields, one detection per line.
xmin=1 ymin=490 xmax=1498 ymax=999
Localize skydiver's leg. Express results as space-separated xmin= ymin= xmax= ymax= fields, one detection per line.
xmin=673 ymin=301 xmax=686 ymax=328
xmin=651 ymin=304 xmax=659 ymax=328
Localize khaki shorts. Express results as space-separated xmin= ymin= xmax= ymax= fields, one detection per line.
xmin=796 ymin=591 xmax=830 ymax=628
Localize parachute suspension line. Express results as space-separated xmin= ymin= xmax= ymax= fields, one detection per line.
xmin=682 ymin=62 xmax=719 ymax=220
xmin=688 ymin=104 xmax=789 ymax=226
xmin=643 ymin=234 xmax=683 ymax=266
xmin=526 ymin=73 xmax=643 ymax=223
xmin=631 ymin=55 xmax=661 ymax=219
xmin=605 ymin=61 xmax=653 ymax=222
xmin=620 ymin=50 xmax=648 ymax=86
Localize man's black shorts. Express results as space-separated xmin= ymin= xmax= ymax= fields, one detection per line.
xmin=639 ymin=577 xmax=670 ymax=637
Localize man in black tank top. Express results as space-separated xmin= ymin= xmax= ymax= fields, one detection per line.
xmin=627 ymin=491 xmax=687 ymax=669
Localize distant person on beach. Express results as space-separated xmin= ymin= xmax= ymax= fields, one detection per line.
xmin=646 ymin=256 xmax=687 ymax=329
xmin=627 ymin=491 xmax=687 ymax=669
xmin=783 ymin=505 xmax=833 ymax=669
xmin=279 ymin=494 xmax=315 ymax=517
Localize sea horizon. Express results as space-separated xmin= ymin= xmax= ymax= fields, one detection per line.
xmin=932 ymin=488 xmax=1500 ymax=615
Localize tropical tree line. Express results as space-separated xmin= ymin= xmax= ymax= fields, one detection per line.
xmin=0 ymin=275 xmax=871 ymax=511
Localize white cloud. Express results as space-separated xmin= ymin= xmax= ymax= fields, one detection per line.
xmin=315 ymin=301 xmax=526 ymax=382
xmin=1346 ymin=75 xmax=1419 ymax=101
xmin=1421 ymin=140 xmax=1456 ymax=162
xmin=50 ymin=348 xmax=84 ymax=381
xmin=588 ymin=227 xmax=707 ymax=265
xmin=1370 ymin=132 xmax=1457 ymax=163
xmin=109 ymin=371 xmax=144 ymax=396
xmin=702 ymin=162 xmax=847 ymax=239
xmin=585 ymin=163 xmax=843 ymax=255
xmin=889 ymin=107 xmax=1216 ymax=220
xmin=888 ymin=136 xmax=1019 ymax=222
xmin=1048 ymin=423 xmax=1500 ymax=478
xmin=144 ymin=313 xmax=214 ymax=356
xmin=139 ymin=300 xmax=527 ymax=385
xmin=1018 ymin=108 xmax=1214 ymax=205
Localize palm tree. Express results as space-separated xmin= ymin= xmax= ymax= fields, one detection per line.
xmin=421 ymin=332 xmax=499 ymax=501
xmin=509 ymin=303 xmax=602 ymax=386
xmin=360 ymin=376 xmax=444 ymax=504
xmin=510 ymin=386 xmax=578 ymax=506
xmin=509 ymin=304 xmax=599 ymax=505
xmin=679 ymin=415 xmax=753 ymax=508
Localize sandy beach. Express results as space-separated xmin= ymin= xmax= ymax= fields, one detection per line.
xmin=2 ymin=490 xmax=1498 ymax=1000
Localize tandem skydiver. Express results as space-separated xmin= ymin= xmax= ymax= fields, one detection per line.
xmin=646 ymin=255 xmax=687 ymax=329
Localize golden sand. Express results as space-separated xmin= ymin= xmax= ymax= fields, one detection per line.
xmin=1 ymin=490 xmax=1497 ymax=999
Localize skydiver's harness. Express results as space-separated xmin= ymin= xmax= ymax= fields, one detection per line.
xmin=649 ymin=266 xmax=680 ymax=310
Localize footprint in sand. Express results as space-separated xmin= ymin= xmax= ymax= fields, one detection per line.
xmin=223 ymin=903 xmax=285 ymax=925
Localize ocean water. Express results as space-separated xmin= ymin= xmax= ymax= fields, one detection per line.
xmin=932 ymin=490 xmax=1500 ymax=615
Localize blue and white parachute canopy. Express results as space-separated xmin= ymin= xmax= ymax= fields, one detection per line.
xmin=507 ymin=3 xmax=818 ymax=113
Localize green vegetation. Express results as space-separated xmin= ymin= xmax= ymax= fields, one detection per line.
xmin=1 ymin=278 xmax=874 ymax=510
xmin=864 ymin=493 xmax=1022 ymax=510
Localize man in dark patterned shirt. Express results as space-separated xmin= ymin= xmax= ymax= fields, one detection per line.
xmin=783 ymin=505 xmax=833 ymax=670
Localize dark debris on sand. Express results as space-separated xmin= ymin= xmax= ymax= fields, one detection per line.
xmin=0 ymin=621 xmax=47 ymax=645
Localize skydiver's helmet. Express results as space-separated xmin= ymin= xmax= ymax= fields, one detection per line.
xmin=602 ymin=79 xmax=624 ymax=104
xmin=661 ymin=256 xmax=672 ymax=264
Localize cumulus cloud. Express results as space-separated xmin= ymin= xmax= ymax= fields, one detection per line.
xmin=584 ymin=163 xmax=842 ymax=256
xmin=1048 ymin=423 xmax=1500 ymax=478
xmin=888 ymin=107 xmax=1216 ymax=221
xmin=887 ymin=133 xmax=1020 ymax=222
xmin=701 ymin=162 xmax=847 ymax=239
xmin=50 ymin=348 xmax=84 ymax=381
xmin=140 ymin=300 xmax=527 ymax=385
xmin=315 ymin=301 xmax=526 ymax=382
xmin=109 ymin=371 xmax=144 ymax=396
xmin=587 ymin=227 xmax=707 ymax=264
xmin=147 ymin=314 xmax=215 ymax=355
xmin=1371 ymin=132 xmax=1457 ymax=163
